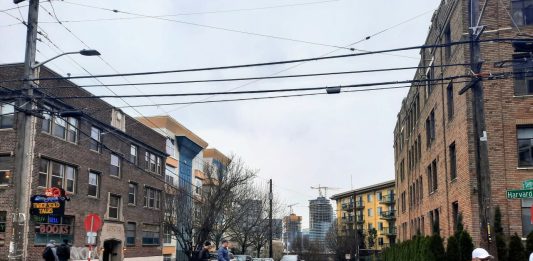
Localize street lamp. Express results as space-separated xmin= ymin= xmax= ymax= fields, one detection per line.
xmin=32 ymin=49 xmax=101 ymax=69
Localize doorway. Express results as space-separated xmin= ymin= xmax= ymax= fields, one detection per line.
xmin=103 ymin=239 xmax=122 ymax=261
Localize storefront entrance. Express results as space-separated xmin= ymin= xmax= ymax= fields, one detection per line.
xmin=103 ymin=239 xmax=122 ymax=261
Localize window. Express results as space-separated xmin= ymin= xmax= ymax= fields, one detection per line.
xmin=126 ymin=222 xmax=136 ymax=246
xmin=142 ymin=224 xmax=160 ymax=245
xmin=378 ymin=237 xmax=384 ymax=246
xmin=90 ymin=126 xmax=102 ymax=152
xmin=130 ymin=145 xmax=138 ymax=164
xmin=0 ymin=155 xmax=12 ymax=185
xmin=399 ymin=160 xmax=405 ymax=182
xmin=194 ymin=177 xmax=202 ymax=195
xmin=88 ymin=172 xmax=100 ymax=198
xmin=444 ymin=23 xmax=452 ymax=61
xmin=424 ymin=59 xmax=435 ymax=99
xmin=518 ymin=126 xmax=533 ymax=167
xmin=378 ymin=222 xmax=383 ymax=231
xmin=426 ymin=110 xmax=436 ymax=148
xmin=110 ymin=154 xmax=120 ymax=177
xmin=165 ymin=175 xmax=175 ymax=186
xmin=452 ymin=201 xmax=459 ymax=232
xmin=522 ymin=199 xmax=533 ymax=236
xmin=449 ymin=142 xmax=457 ymax=180
xmin=368 ymin=223 xmax=373 ymax=230
xmin=0 ymin=102 xmax=14 ymax=129
xmin=512 ymin=0 xmax=533 ymax=26
xmin=513 ymin=55 xmax=533 ymax=96
xmin=377 ymin=192 xmax=382 ymax=201
xmin=401 ymin=192 xmax=406 ymax=213
xmin=108 ymin=194 xmax=121 ymax=219
xmin=166 ymin=138 xmax=175 ymax=156
xmin=41 ymin=113 xmax=78 ymax=143
xmin=0 ymin=211 xmax=5 ymax=246
xmin=427 ymin=160 xmax=438 ymax=194
xmin=128 ymin=183 xmax=137 ymax=205
xmin=377 ymin=207 xmax=382 ymax=216
xmin=144 ymin=187 xmax=162 ymax=209
xmin=111 ymin=109 xmax=125 ymax=131
xmin=145 ymin=152 xmax=163 ymax=174
xmin=447 ymin=82 xmax=454 ymax=120
xmin=38 ymin=159 xmax=77 ymax=193
xmin=367 ymin=194 xmax=373 ymax=202
xmin=163 ymin=225 xmax=172 ymax=244
xmin=34 ymin=216 xmax=74 ymax=245
xmin=368 ymin=208 xmax=373 ymax=217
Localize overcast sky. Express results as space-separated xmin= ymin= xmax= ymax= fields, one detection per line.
xmin=1 ymin=0 xmax=440 ymax=228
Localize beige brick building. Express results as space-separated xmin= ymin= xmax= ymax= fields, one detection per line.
xmin=393 ymin=0 xmax=533 ymax=246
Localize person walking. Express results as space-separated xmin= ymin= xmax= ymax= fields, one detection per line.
xmin=56 ymin=239 xmax=71 ymax=261
xmin=217 ymin=240 xmax=230 ymax=261
xmin=472 ymin=248 xmax=494 ymax=260
xmin=197 ymin=241 xmax=212 ymax=261
xmin=42 ymin=240 xmax=59 ymax=261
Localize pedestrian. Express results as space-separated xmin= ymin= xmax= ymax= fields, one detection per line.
xmin=472 ymin=248 xmax=494 ymax=260
xmin=56 ymin=239 xmax=71 ymax=261
xmin=217 ymin=240 xmax=230 ymax=261
xmin=42 ymin=240 xmax=59 ymax=261
xmin=197 ymin=241 xmax=212 ymax=261
xmin=530 ymin=252 xmax=533 ymax=261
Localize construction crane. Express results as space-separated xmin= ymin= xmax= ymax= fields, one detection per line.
xmin=287 ymin=203 xmax=298 ymax=214
xmin=310 ymin=185 xmax=340 ymax=198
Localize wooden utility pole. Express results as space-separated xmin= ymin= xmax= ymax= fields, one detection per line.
xmin=269 ymin=179 xmax=273 ymax=258
xmin=466 ymin=0 xmax=494 ymax=253
xmin=9 ymin=0 xmax=39 ymax=260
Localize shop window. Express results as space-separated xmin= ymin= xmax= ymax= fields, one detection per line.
xmin=34 ymin=216 xmax=74 ymax=245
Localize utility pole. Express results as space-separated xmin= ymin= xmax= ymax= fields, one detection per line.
xmin=466 ymin=0 xmax=494 ymax=253
xmin=9 ymin=0 xmax=39 ymax=260
xmin=269 ymin=179 xmax=273 ymax=258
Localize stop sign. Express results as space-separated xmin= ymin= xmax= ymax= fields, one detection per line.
xmin=84 ymin=214 xmax=102 ymax=232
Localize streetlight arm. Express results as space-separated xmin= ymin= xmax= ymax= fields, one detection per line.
xmin=32 ymin=51 xmax=79 ymax=69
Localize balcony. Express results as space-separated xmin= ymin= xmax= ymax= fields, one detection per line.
xmin=381 ymin=227 xmax=397 ymax=237
xmin=380 ymin=210 xmax=396 ymax=220
xmin=355 ymin=201 xmax=364 ymax=209
xmin=342 ymin=202 xmax=355 ymax=211
xmin=341 ymin=216 xmax=355 ymax=224
xmin=379 ymin=194 xmax=395 ymax=205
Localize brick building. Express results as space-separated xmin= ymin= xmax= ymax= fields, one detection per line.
xmin=393 ymin=0 xmax=533 ymax=246
xmin=331 ymin=180 xmax=396 ymax=251
xmin=0 ymin=64 xmax=167 ymax=260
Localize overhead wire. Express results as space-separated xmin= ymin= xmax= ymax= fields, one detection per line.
xmin=24 ymin=62 xmax=475 ymax=90
xmin=38 ymin=4 xmax=178 ymax=141
xmin=1 ymin=38 xmax=525 ymax=83
xmin=37 ymin=0 xmax=340 ymax=22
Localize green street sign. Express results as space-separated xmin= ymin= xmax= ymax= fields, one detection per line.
xmin=523 ymin=180 xmax=533 ymax=189
xmin=507 ymin=189 xmax=533 ymax=199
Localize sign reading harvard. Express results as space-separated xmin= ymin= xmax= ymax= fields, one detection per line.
xmin=506 ymin=189 xmax=533 ymax=199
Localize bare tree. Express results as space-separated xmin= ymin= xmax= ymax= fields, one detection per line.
xmin=163 ymin=156 xmax=257 ymax=260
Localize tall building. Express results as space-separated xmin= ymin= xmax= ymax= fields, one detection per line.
xmin=136 ymin=116 xmax=209 ymax=261
xmin=282 ymin=213 xmax=302 ymax=252
xmin=308 ymin=197 xmax=333 ymax=249
xmin=0 ymin=64 xmax=167 ymax=260
xmin=393 ymin=0 xmax=533 ymax=246
xmin=331 ymin=180 xmax=396 ymax=251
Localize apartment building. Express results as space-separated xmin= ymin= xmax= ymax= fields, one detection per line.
xmin=393 ymin=0 xmax=533 ymax=246
xmin=0 ymin=64 xmax=168 ymax=260
xmin=282 ymin=213 xmax=302 ymax=252
xmin=136 ymin=116 xmax=209 ymax=261
xmin=331 ymin=180 xmax=396 ymax=251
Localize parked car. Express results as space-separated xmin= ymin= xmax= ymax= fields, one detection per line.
xmin=280 ymin=255 xmax=299 ymax=261
xmin=234 ymin=255 xmax=253 ymax=261
xmin=253 ymin=258 xmax=274 ymax=261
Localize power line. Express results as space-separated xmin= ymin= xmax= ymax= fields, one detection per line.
xmin=38 ymin=0 xmax=339 ymax=22
xmin=2 ymin=38 xmax=525 ymax=83
xmin=26 ymin=62 xmax=474 ymax=90
xmin=27 ymin=72 xmax=519 ymax=99
xmin=59 ymin=0 xmax=356 ymax=51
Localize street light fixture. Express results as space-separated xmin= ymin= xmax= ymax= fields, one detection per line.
xmin=32 ymin=49 xmax=101 ymax=69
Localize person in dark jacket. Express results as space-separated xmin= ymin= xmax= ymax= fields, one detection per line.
xmin=42 ymin=240 xmax=59 ymax=261
xmin=217 ymin=240 xmax=230 ymax=261
xmin=56 ymin=239 xmax=71 ymax=261
xmin=198 ymin=241 xmax=212 ymax=261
